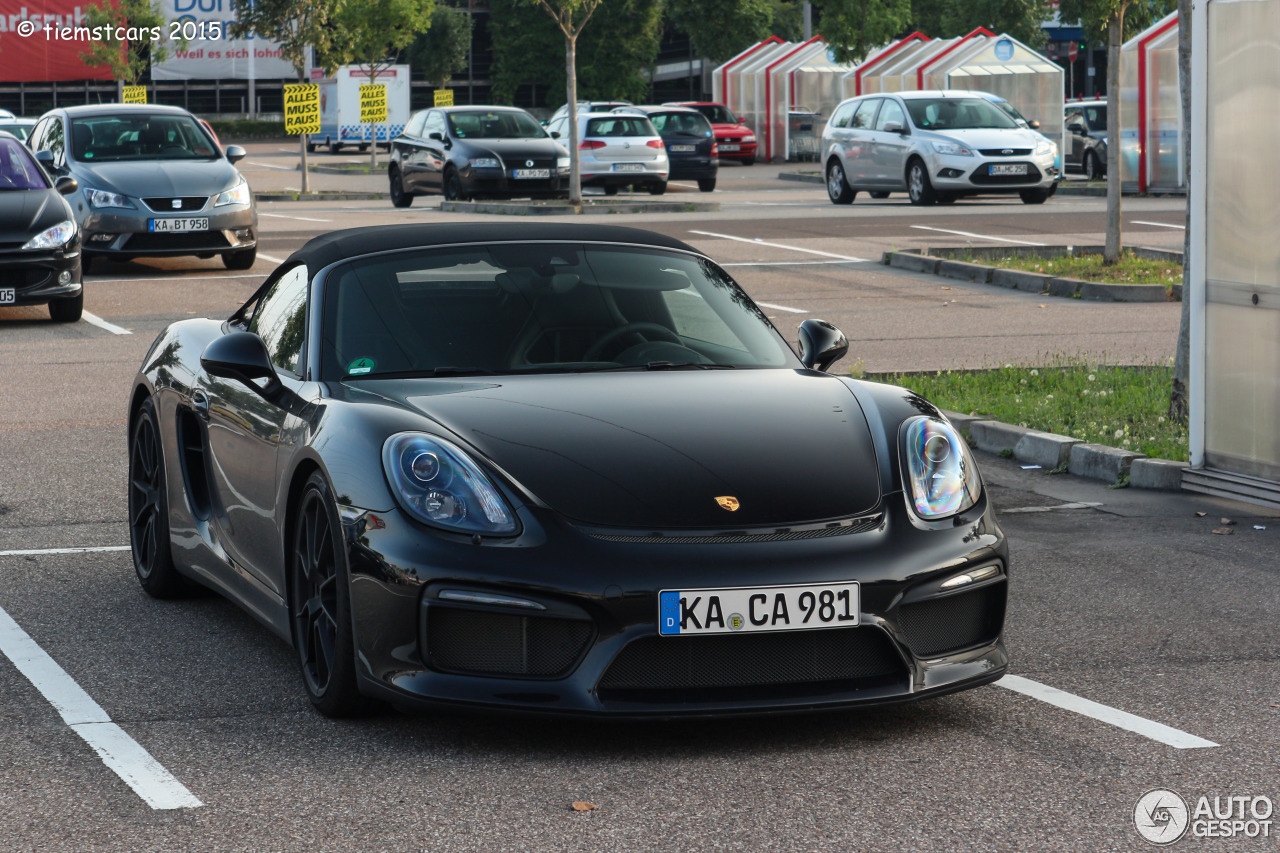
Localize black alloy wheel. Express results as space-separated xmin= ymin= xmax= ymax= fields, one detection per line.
xmin=907 ymin=160 xmax=937 ymax=205
xmin=443 ymin=168 xmax=465 ymax=202
xmin=390 ymin=168 xmax=413 ymax=207
xmin=1084 ymin=150 xmax=1101 ymax=181
xmin=826 ymin=159 xmax=855 ymax=204
xmin=290 ymin=471 xmax=366 ymax=717
xmin=129 ymin=397 xmax=188 ymax=598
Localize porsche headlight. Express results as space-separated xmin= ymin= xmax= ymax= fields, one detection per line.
xmin=930 ymin=140 xmax=973 ymax=157
xmin=901 ymin=416 xmax=981 ymax=519
xmin=21 ymin=219 xmax=76 ymax=250
xmin=84 ymin=188 xmax=134 ymax=209
xmin=382 ymin=433 xmax=518 ymax=536
xmin=1035 ymin=139 xmax=1057 ymax=158
xmin=213 ymin=179 xmax=250 ymax=207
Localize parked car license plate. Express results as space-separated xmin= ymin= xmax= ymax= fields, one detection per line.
xmin=612 ymin=163 xmax=645 ymax=172
xmin=149 ymin=218 xmax=209 ymax=233
xmin=670 ymin=144 xmax=696 ymax=152
xmin=513 ymin=168 xmax=550 ymax=179
xmin=719 ymin=143 xmax=740 ymax=152
xmin=989 ymin=164 xmax=1028 ymax=176
xmin=659 ymin=581 xmax=859 ymax=636
xmin=0 ymin=287 xmax=14 ymax=305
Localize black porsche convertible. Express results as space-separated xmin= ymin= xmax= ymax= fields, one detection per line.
xmin=128 ymin=222 xmax=1008 ymax=718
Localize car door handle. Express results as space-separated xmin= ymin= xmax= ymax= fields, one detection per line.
xmin=191 ymin=389 xmax=210 ymax=420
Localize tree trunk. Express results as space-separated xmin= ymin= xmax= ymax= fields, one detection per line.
xmin=369 ymin=67 xmax=380 ymax=172
xmin=567 ymin=32 xmax=581 ymax=211
xmin=1169 ymin=0 xmax=1192 ymax=421
xmin=1104 ymin=12 xmax=1124 ymax=264
xmin=300 ymin=122 xmax=311 ymax=194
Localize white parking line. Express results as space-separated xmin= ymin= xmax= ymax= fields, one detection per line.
xmin=756 ymin=302 xmax=809 ymax=314
xmin=1133 ymin=220 xmax=1186 ymax=230
xmin=246 ymin=160 xmax=294 ymax=171
xmin=82 ymin=312 xmax=132 ymax=336
xmin=998 ymin=675 xmax=1218 ymax=749
xmin=1000 ymin=501 xmax=1103 ymax=514
xmin=689 ymin=230 xmax=867 ymax=261
xmin=259 ymin=213 xmax=332 ymax=223
xmin=909 ymin=225 xmax=1047 ymax=246
xmin=0 ymin=546 xmax=131 ymax=557
xmin=0 ymin=604 xmax=203 ymax=809
xmin=257 ymin=253 xmax=288 ymax=264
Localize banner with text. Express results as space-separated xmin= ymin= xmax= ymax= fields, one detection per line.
xmin=283 ymin=84 xmax=320 ymax=134
xmin=122 ymin=85 xmax=147 ymax=103
xmin=433 ymin=89 xmax=454 ymax=107
xmin=360 ymin=84 xmax=387 ymax=123
xmin=0 ymin=0 xmax=115 ymax=81
xmin=150 ymin=0 xmax=294 ymax=80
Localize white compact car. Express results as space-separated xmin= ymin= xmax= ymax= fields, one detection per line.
xmin=545 ymin=110 xmax=670 ymax=195
xmin=822 ymin=90 xmax=1060 ymax=206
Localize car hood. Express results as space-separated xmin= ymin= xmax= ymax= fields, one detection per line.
xmin=713 ymin=123 xmax=753 ymax=137
xmin=464 ymin=138 xmax=568 ymax=162
xmin=0 ymin=188 xmax=71 ymax=243
xmin=70 ymin=158 xmax=241 ymax=199
xmin=396 ymin=370 xmax=882 ymax=529
xmin=922 ymin=127 xmax=1045 ymax=150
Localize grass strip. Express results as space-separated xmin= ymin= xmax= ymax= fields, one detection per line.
xmin=874 ymin=360 xmax=1188 ymax=461
xmin=944 ymin=248 xmax=1182 ymax=288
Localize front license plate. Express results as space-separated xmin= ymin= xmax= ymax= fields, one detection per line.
xmin=149 ymin=218 xmax=209 ymax=233
xmin=989 ymin=164 xmax=1028 ymax=176
xmin=513 ymin=168 xmax=550 ymax=179
xmin=659 ymin=581 xmax=859 ymax=636
xmin=719 ymin=143 xmax=740 ymax=152
xmin=612 ymin=163 xmax=645 ymax=172
xmin=670 ymin=144 xmax=695 ymax=152
xmin=0 ymin=287 xmax=14 ymax=304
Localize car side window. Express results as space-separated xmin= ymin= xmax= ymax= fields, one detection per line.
xmin=424 ymin=111 xmax=447 ymax=138
xmin=29 ymin=118 xmax=49 ymax=152
xmin=405 ymin=111 xmax=427 ymax=138
xmin=42 ymin=119 xmax=66 ymax=168
xmin=828 ymin=102 xmax=855 ymax=129
xmin=850 ymin=99 xmax=881 ymax=130
xmin=249 ymin=265 xmax=309 ymax=375
xmin=547 ymin=117 xmax=566 ymax=138
xmin=1084 ymin=106 xmax=1106 ymax=129
xmin=874 ymin=99 xmax=905 ymax=131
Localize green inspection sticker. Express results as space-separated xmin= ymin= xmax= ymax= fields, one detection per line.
xmin=347 ymin=357 xmax=376 ymax=375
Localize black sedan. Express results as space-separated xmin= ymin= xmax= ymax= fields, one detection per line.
xmin=389 ymin=106 xmax=569 ymax=205
xmin=0 ymin=131 xmax=83 ymax=321
xmin=636 ymin=106 xmax=719 ymax=192
xmin=128 ymin=222 xmax=1008 ymax=718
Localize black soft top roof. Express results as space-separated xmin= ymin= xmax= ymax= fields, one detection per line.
xmin=286 ymin=223 xmax=702 ymax=272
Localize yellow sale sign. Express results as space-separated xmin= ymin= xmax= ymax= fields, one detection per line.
xmin=122 ymin=85 xmax=147 ymax=104
xmin=283 ymin=84 xmax=321 ymax=135
xmin=360 ymin=84 xmax=388 ymax=124
xmin=433 ymin=89 xmax=454 ymax=107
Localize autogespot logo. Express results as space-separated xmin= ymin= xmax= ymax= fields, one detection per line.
xmin=1135 ymin=789 xmax=1189 ymax=845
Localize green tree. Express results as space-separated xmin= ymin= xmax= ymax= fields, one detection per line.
xmin=667 ymin=0 xmax=773 ymax=65
xmin=767 ymin=0 xmax=806 ymax=41
xmin=333 ymin=0 xmax=436 ymax=167
xmin=407 ymin=4 xmax=473 ymax=89
xmin=78 ymin=0 xmax=183 ymax=86
xmin=814 ymin=0 xmax=913 ymax=63
xmin=1058 ymin=0 xmax=1174 ymax=262
xmin=911 ymin=0 xmax=1050 ymax=47
xmin=229 ymin=0 xmax=347 ymax=192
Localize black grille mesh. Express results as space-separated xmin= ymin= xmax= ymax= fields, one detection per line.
xmin=599 ymin=627 xmax=904 ymax=692
xmin=123 ymin=232 xmax=231 ymax=252
xmin=978 ymin=148 xmax=1032 ymax=156
xmin=896 ymin=584 xmax=1005 ymax=658
xmin=427 ymin=608 xmax=591 ymax=678
xmin=144 ymin=196 xmax=209 ymax=211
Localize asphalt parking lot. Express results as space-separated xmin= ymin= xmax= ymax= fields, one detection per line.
xmin=2 ymin=154 xmax=1277 ymax=851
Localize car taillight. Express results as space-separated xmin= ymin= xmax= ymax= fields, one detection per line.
xmin=711 ymin=143 xmax=719 ymax=155
xmin=580 ymin=139 xmax=606 ymax=149
xmin=646 ymin=139 xmax=664 ymax=148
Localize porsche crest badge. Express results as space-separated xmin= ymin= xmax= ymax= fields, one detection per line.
xmin=715 ymin=496 xmax=740 ymax=511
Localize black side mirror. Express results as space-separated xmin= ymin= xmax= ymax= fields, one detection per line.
xmin=798 ymin=319 xmax=849 ymax=372
xmin=428 ymin=132 xmax=444 ymax=141
xmin=201 ymin=332 xmax=282 ymax=398
xmin=550 ymin=131 xmax=561 ymax=139
xmin=224 ymin=144 xmax=247 ymax=164
xmin=55 ymin=175 xmax=78 ymax=195
xmin=1028 ymin=120 xmax=1041 ymax=130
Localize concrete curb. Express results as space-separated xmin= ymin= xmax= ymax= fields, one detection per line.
xmin=944 ymin=410 xmax=1184 ymax=490
xmin=991 ymin=268 xmax=1055 ymax=293
xmin=777 ymin=171 xmax=823 ymax=184
xmin=887 ymin=253 xmax=940 ymax=274
xmin=439 ymin=200 xmax=720 ymax=215
xmin=937 ymin=259 xmax=993 ymax=283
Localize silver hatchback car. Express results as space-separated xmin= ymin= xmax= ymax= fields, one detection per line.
xmin=545 ymin=111 xmax=670 ymax=195
xmin=822 ymin=90 xmax=1060 ymax=206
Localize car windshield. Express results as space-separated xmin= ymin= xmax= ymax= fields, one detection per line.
xmin=321 ymin=243 xmax=800 ymax=379
xmin=585 ymin=116 xmax=656 ymax=138
xmin=448 ymin=110 xmax=547 ymax=139
xmin=70 ymin=114 xmax=219 ymax=162
xmin=689 ymin=104 xmax=735 ymax=124
xmin=905 ymin=98 xmax=1018 ymax=131
xmin=649 ymin=112 xmax=713 ymax=138
xmin=0 ymin=122 xmax=31 ymax=142
xmin=0 ymin=137 xmax=48 ymax=190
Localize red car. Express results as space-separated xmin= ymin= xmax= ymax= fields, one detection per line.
xmin=664 ymin=102 xmax=757 ymax=165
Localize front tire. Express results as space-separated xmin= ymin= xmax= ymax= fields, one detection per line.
xmin=328 ymin=139 xmax=342 ymax=155
xmin=222 ymin=247 xmax=256 ymax=270
xmin=290 ymin=472 xmax=367 ymax=718
xmin=390 ymin=168 xmax=413 ymax=208
xmin=49 ymin=291 xmax=83 ymax=322
xmin=826 ymin=159 xmax=855 ymax=204
xmin=129 ymin=397 xmax=190 ymax=598
xmin=443 ymin=168 xmax=465 ymax=202
xmin=698 ymin=178 xmax=716 ymax=193
xmin=1019 ymin=188 xmax=1051 ymax=205
xmin=648 ymin=181 xmax=667 ymax=196
xmin=742 ymin=157 xmax=756 ymax=166
xmin=907 ymin=159 xmax=937 ymax=205
xmin=1083 ymin=150 xmax=1101 ymax=181
xmin=603 ymin=185 xmax=619 ymax=196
